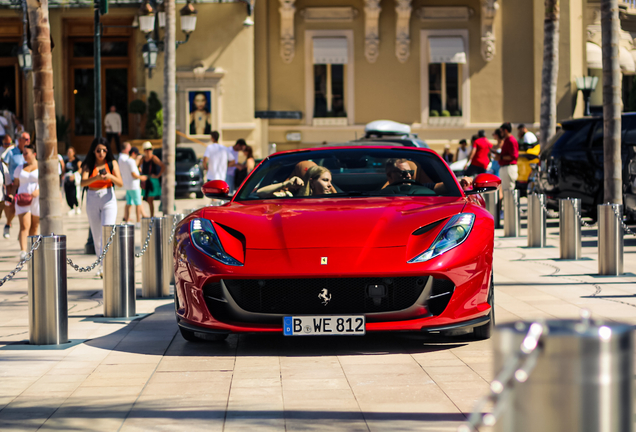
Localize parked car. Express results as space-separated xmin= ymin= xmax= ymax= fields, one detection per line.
xmin=153 ymin=147 xmax=204 ymax=198
xmin=346 ymin=120 xmax=429 ymax=148
xmin=173 ymin=146 xmax=501 ymax=342
xmin=536 ymin=113 xmax=636 ymax=221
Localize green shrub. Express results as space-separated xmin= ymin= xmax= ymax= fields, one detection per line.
xmin=129 ymin=99 xmax=147 ymax=115
xmin=452 ymin=110 xmax=462 ymax=117
xmin=441 ymin=110 xmax=451 ymax=117
xmin=146 ymin=92 xmax=163 ymax=139
xmin=430 ymin=110 xmax=440 ymax=117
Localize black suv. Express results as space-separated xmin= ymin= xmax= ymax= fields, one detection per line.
xmin=536 ymin=113 xmax=636 ymax=220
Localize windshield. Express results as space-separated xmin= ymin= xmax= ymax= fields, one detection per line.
xmin=235 ymin=148 xmax=461 ymax=200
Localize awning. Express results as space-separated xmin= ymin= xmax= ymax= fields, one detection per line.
xmin=313 ymin=38 xmax=348 ymax=64
xmin=620 ymin=46 xmax=636 ymax=74
xmin=429 ymin=37 xmax=466 ymax=64
xmin=586 ymin=42 xmax=602 ymax=69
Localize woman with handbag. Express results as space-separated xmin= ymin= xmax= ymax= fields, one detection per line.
xmin=80 ymin=137 xmax=123 ymax=278
xmin=12 ymin=144 xmax=39 ymax=261
xmin=138 ymin=141 xmax=164 ymax=217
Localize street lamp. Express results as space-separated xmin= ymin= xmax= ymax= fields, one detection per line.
xmin=157 ymin=2 xmax=166 ymax=29
xmin=576 ymin=76 xmax=599 ymax=117
xmin=177 ymin=0 xmax=198 ymax=46
xmin=138 ymin=0 xmax=155 ymax=34
xmin=142 ymin=39 xmax=159 ymax=77
xmin=17 ymin=0 xmax=31 ymax=75
xmin=16 ymin=41 xmax=32 ymax=74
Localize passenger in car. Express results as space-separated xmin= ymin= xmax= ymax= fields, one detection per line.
xmin=297 ymin=166 xmax=333 ymax=196
xmin=255 ymin=175 xmax=304 ymax=198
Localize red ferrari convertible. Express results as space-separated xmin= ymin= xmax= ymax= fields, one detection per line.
xmin=173 ymin=146 xmax=500 ymax=341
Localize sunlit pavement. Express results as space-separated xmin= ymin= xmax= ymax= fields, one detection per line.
xmin=0 ymin=194 xmax=635 ymax=431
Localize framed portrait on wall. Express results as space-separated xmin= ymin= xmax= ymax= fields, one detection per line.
xmin=187 ymin=90 xmax=212 ymax=136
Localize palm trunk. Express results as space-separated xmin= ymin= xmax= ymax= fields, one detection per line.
xmin=540 ymin=0 xmax=559 ymax=149
xmin=161 ymin=0 xmax=176 ymax=215
xmin=27 ymin=0 xmax=62 ymax=235
xmin=601 ymin=0 xmax=622 ymax=205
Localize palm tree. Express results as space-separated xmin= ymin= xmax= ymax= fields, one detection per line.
xmin=601 ymin=0 xmax=622 ymax=205
xmin=27 ymin=0 xmax=63 ymax=235
xmin=162 ymin=0 xmax=176 ymax=215
xmin=540 ymin=0 xmax=559 ymax=150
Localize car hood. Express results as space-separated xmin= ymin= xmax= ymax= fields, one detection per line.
xmin=176 ymin=162 xmax=198 ymax=174
xmin=199 ymin=197 xmax=466 ymax=249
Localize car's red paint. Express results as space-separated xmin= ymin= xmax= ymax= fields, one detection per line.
xmin=174 ymin=146 xmax=496 ymax=337
xmin=202 ymin=180 xmax=230 ymax=198
xmin=473 ymin=173 xmax=502 ymax=190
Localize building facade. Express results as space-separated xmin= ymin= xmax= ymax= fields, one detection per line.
xmin=0 ymin=0 xmax=636 ymax=156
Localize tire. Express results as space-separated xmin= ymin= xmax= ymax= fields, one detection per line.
xmin=472 ymin=278 xmax=495 ymax=340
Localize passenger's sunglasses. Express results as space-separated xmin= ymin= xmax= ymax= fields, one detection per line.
xmin=393 ymin=169 xmax=414 ymax=179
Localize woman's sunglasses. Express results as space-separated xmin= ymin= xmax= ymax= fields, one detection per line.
xmin=95 ymin=148 xmax=108 ymax=154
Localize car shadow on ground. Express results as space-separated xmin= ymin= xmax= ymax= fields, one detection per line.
xmin=78 ymin=304 xmax=471 ymax=358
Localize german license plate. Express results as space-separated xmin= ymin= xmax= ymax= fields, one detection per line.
xmin=283 ymin=316 xmax=365 ymax=336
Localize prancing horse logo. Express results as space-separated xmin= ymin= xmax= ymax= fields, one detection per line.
xmin=318 ymin=288 xmax=332 ymax=306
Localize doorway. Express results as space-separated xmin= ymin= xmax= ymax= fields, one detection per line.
xmin=67 ymin=33 xmax=133 ymax=153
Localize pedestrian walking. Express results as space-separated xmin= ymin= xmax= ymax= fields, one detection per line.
xmin=81 ymin=137 xmax=123 ymax=278
xmin=517 ymin=124 xmax=538 ymax=149
xmin=455 ymin=139 xmax=471 ymax=163
xmin=2 ymin=132 xmax=30 ymax=239
xmin=0 ymin=111 xmax=9 ymax=140
xmin=202 ymin=131 xmax=236 ymax=184
xmin=119 ymin=142 xmax=147 ymax=225
xmin=226 ymin=139 xmax=247 ymax=194
xmin=0 ymin=136 xmax=13 ymax=223
xmin=464 ymin=130 xmax=493 ymax=176
xmin=104 ymin=105 xmax=122 ymax=154
xmin=490 ymin=129 xmax=503 ymax=177
xmin=139 ymin=141 xmax=164 ymax=217
xmin=496 ymin=122 xmax=519 ymax=191
xmin=234 ymin=145 xmax=255 ymax=190
xmin=441 ymin=144 xmax=454 ymax=164
xmin=62 ymin=146 xmax=82 ymax=215
xmin=13 ymin=144 xmax=39 ymax=261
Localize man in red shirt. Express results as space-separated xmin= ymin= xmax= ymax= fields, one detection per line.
xmin=465 ymin=130 xmax=492 ymax=176
xmin=495 ymin=122 xmax=519 ymax=192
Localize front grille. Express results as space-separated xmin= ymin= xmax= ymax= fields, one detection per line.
xmin=176 ymin=174 xmax=200 ymax=182
xmin=223 ymin=277 xmax=427 ymax=315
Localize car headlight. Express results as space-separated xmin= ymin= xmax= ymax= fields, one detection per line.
xmin=408 ymin=213 xmax=475 ymax=263
xmin=189 ymin=165 xmax=201 ymax=177
xmin=190 ymin=219 xmax=242 ymax=266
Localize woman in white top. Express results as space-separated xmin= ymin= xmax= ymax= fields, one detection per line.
xmin=13 ymin=144 xmax=39 ymax=260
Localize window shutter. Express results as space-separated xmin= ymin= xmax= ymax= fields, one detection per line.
xmin=428 ymin=37 xmax=466 ymax=64
xmin=313 ymin=38 xmax=348 ymax=64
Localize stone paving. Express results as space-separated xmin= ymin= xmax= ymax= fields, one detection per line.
xmin=0 ymin=193 xmax=635 ymax=431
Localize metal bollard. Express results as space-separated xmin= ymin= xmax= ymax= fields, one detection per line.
xmin=103 ymin=224 xmax=136 ymax=318
xmin=503 ymin=189 xmax=521 ymax=237
xmin=527 ymin=194 xmax=547 ymax=247
xmin=141 ymin=217 xmax=170 ymax=298
xmin=598 ymin=203 xmax=623 ymax=275
xmin=483 ymin=192 xmax=501 ymax=229
xmin=559 ymin=199 xmax=582 ymax=260
xmin=493 ymin=318 xmax=633 ymax=432
xmin=28 ymin=234 xmax=68 ymax=345
xmin=163 ymin=214 xmax=185 ymax=285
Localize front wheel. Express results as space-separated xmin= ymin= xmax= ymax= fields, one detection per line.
xmin=472 ymin=278 xmax=495 ymax=340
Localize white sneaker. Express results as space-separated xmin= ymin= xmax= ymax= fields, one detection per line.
xmin=3 ymin=225 xmax=9 ymax=239
xmin=67 ymin=209 xmax=75 ymax=216
xmin=75 ymin=208 xmax=82 ymax=215
xmin=19 ymin=251 xmax=28 ymax=261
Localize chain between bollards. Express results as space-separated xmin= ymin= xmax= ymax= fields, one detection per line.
xmin=569 ymin=198 xmax=597 ymax=228
xmin=459 ymin=322 xmax=546 ymax=432
xmin=0 ymin=235 xmax=43 ymax=287
xmin=67 ymin=224 xmax=119 ymax=272
xmin=135 ymin=218 xmax=155 ymax=258
xmin=611 ymin=204 xmax=636 ymax=236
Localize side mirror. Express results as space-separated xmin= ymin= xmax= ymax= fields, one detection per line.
xmin=202 ymin=180 xmax=230 ymax=199
xmin=464 ymin=173 xmax=501 ymax=195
